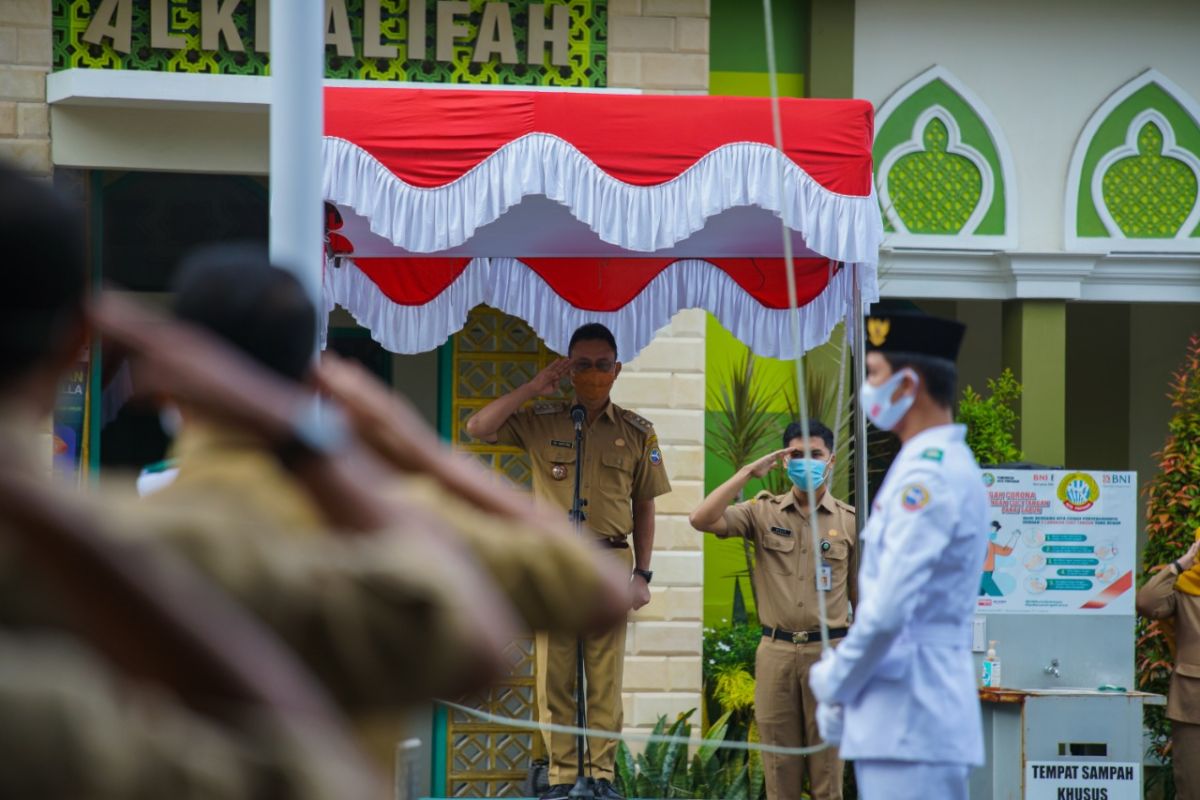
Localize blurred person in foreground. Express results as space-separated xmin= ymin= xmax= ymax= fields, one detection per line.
xmin=146 ymin=245 xmax=631 ymax=768
xmin=1136 ymin=531 xmax=1200 ymax=797
xmin=809 ymin=311 xmax=989 ymax=800
xmin=0 ymin=161 xmax=621 ymax=796
xmin=0 ymin=162 xmax=396 ymax=798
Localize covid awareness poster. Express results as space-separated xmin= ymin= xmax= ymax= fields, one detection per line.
xmin=976 ymin=470 xmax=1136 ymax=615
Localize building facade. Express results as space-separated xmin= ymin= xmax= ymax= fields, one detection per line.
xmin=5 ymin=0 xmax=1198 ymax=795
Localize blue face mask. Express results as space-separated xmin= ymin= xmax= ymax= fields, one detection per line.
xmin=787 ymin=458 xmax=828 ymax=491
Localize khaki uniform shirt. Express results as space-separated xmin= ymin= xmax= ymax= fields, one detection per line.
xmin=1136 ymin=566 xmax=1200 ymax=724
xmin=720 ymin=490 xmax=858 ymax=633
xmin=496 ymin=401 xmax=672 ymax=540
xmin=0 ymin=633 xmax=376 ymax=800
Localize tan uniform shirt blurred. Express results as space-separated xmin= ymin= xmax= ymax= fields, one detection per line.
xmin=496 ymin=400 xmax=672 ymax=784
xmin=0 ymin=632 xmax=375 ymax=800
xmin=150 ymin=423 xmax=626 ymax=771
xmin=719 ymin=489 xmax=857 ymax=800
xmin=0 ymin=420 xmax=385 ymax=798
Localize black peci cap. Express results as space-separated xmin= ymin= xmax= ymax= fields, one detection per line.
xmin=865 ymin=310 xmax=965 ymax=362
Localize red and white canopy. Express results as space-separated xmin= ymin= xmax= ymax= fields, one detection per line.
xmin=321 ymin=87 xmax=882 ymax=359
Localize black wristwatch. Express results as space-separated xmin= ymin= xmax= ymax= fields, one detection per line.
xmin=1174 ymin=560 xmax=1187 ymax=575
xmin=633 ymin=568 xmax=653 ymax=584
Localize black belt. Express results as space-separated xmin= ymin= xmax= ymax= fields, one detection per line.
xmin=599 ymin=538 xmax=629 ymax=549
xmin=762 ymin=625 xmax=848 ymax=644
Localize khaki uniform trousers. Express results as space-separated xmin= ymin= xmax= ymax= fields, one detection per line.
xmin=755 ymin=637 xmax=843 ymax=800
xmin=1175 ymin=721 xmax=1200 ymax=800
xmin=537 ymin=545 xmax=633 ymax=785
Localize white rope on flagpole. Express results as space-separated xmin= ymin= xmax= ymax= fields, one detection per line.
xmin=761 ymin=0 xmax=832 ymax=656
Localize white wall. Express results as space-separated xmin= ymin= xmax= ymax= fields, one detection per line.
xmin=854 ymin=0 xmax=1200 ymax=253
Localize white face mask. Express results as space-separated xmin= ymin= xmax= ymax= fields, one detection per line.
xmin=859 ymin=368 xmax=918 ymax=431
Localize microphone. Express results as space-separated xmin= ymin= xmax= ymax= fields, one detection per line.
xmin=570 ymin=403 xmax=586 ymax=430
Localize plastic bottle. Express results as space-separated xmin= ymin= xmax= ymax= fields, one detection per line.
xmin=981 ymin=641 xmax=1002 ymax=688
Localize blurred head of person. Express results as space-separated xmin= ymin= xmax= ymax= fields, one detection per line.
xmin=0 ymin=164 xmax=87 ymax=420
xmin=170 ymin=243 xmax=315 ymax=387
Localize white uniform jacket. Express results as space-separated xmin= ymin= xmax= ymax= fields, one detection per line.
xmin=810 ymin=424 xmax=988 ymax=765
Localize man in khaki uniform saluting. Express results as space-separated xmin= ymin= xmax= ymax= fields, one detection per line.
xmin=1136 ymin=532 xmax=1200 ymax=797
xmin=466 ymin=323 xmax=672 ymax=800
xmin=689 ymin=420 xmax=857 ymax=800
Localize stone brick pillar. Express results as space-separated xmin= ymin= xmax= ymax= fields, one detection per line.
xmin=611 ymin=309 xmax=707 ymax=740
xmin=0 ymin=0 xmax=51 ymax=175
xmin=609 ymin=0 xmax=709 ymax=93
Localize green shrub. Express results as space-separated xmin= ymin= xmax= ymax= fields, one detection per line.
xmin=614 ymin=710 xmax=765 ymax=800
xmin=1137 ymin=333 xmax=1200 ymax=798
xmin=956 ymin=368 xmax=1023 ymax=466
xmin=703 ymin=623 xmax=760 ymax=686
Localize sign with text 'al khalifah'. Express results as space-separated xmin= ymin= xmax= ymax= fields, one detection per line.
xmin=1026 ymin=761 xmax=1139 ymax=800
xmin=53 ymin=0 xmax=607 ymax=86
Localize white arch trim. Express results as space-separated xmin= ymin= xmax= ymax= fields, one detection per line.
xmin=1065 ymin=68 xmax=1200 ymax=254
xmin=874 ymin=64 xmax=1018 ymax=250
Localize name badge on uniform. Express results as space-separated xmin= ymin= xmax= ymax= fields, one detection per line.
xmin=769 ymin=526 xmax=793 ymax=538
xmin=818 ymin=563 xmax=833 ymax=592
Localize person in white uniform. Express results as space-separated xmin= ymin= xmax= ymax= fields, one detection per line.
xmin=809 ymin=310 xmax=988 ymax=800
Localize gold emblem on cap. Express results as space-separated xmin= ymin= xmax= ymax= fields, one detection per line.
xmin=615 ymin=438 xmax=625 ymax=447
xmin=551 ymin=464 xmax=568 ymax=481
xmin=867 ymin=318 xmax=890 ymax=347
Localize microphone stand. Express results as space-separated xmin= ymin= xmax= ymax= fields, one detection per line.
xmin=567 ymin=403 xmax=597 ymax=800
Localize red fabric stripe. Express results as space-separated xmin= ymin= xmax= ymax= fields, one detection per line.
xmin=351 ymin=258 xmax=473 ymax=306
xmin=349 ymin=257 xmax=834 ymax=311
xmin=521 ymin=259 xmax=676 ymax=311
xmin=708 ymin=259 xmax=836 ymax=310
xmin=325 ymin=88 xmax=874 ymax=195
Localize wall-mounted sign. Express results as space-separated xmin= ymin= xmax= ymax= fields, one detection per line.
xmin=976 ymin=470 xmax=1136 ymax=615
xmin=1026 ymin=761 xmax=1139 ymax=800
xmin=53 ymin=0 xmax=607 ymax=86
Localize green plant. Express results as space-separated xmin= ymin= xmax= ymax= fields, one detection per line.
xmin=956 ymin=368 xmax=1023 ymax=466
xmin=703 ymin=623 xmax=761 ymax=686
xmin=1137 ymin=333 xmax=1200 ymax=797
xmin=614 ymin=710 xmax=765 ymax=799
xmin=707 ymin=353 xmax=784 ymax=608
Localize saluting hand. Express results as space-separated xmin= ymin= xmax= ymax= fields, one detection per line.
xmin=746 ymin=448 xmax=789 ymax=479
xmin=527 ymin=358 xmax=572 ymax=397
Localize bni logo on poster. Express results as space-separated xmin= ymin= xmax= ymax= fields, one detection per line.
xmin=1058 ymin=472 xmax=1100 ymax=512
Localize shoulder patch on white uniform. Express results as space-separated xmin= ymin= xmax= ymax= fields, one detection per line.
xmin=533 ymin=402 xmax=565 ymax=415
xmin=621 ymin=409 xmax=653 ymax=433
xmin=919 ymin=447 xmax=945 ymax=463
xmin=899 ymin=483 xmax=931 ymax=512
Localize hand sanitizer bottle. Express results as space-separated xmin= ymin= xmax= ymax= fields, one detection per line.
xmin=981 ymin=641 xmax=1002 ymax=688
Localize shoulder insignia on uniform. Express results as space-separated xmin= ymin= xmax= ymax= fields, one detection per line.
xmin=753 ymin=490 xmax=774 ymax=502
xmin=899 ymin=483 xmax=931 ymax=512
xmin=833 ymin=497 xmax=856 ymax=515
xmin=920 ymin=447 xmax=945 ymax=463
xmin=621 ymin=409 xmax=653 ymax=433
xmin=533 ymin=402 xmax=564 ymax=415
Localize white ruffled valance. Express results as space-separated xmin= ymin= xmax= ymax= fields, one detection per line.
xmin=323 ymin=257 xmax=877 ymax=361
xmin=323 ymin=135 xmax=883 ymax=263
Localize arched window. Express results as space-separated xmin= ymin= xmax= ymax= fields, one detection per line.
xmin=874 ymin=65 xmax=1016 ymax=249
xmin=1065 ymin=69 xmax=1200 ymax=253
